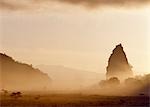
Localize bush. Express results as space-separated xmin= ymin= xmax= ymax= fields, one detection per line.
xmin=125 ymin=78 xmax=142 ymax=87
xmin=99 ymin=77 xmax=120 ymax=87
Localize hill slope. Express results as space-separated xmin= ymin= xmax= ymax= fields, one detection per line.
xmin=37 ymin=65 xmax=105 ymax=90
xmin=0 ymin=53 xmax=51 ymax=91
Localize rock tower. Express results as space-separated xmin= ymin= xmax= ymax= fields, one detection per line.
xmin=106 ymin=44 xmax=133 ymax=81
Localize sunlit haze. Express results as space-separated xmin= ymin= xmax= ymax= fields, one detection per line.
xmin=0 ymin=1 xmax=150 ymax=107
xmin=0 ymin=4 xmax=150 ymax=75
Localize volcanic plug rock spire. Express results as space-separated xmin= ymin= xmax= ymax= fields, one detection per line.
xmin=106 ymin=44 xmax=133 ymax=81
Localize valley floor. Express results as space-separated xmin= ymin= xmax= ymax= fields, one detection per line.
xmin=0 ymin=93 xmax=149 ymax=107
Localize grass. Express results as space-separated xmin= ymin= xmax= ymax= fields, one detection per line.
xmin=0 ymin=93 xmax=149 ymax=107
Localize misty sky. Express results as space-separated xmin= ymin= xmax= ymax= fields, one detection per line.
xmin=0 ymin=1 xmax=150 ymax=75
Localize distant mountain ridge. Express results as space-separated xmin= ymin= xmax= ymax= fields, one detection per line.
xmin=0 ymin=53 xmax=51 ymax=91
xmin=37 ymin=65 xmax=105 ymax=90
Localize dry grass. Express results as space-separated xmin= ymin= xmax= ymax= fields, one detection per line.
xmin=0 ymin=92 xmax=149 ymax=107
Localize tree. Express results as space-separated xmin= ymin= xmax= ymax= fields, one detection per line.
xmin=108 ymin=77 xmax=120 ymax=85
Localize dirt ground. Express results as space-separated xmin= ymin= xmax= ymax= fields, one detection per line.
xmin=0 ymin=93 xmax=149 ymax=107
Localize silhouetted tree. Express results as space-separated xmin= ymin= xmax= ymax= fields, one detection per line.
xmin=107 ymin=77 xmax=120 ymax=86
xmin=99 ymin=77 xmax=120 ymax=87
xmin=1 ymin=89 xmax=8 ymax=96
xmin=10 ymin=92 xmax=22 ymax=99
xmin=125 ymin=78 xmax=142 ymax=86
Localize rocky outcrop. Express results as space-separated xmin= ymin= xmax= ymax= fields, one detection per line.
xmin=0 ymin=53 xmax=51 ymax=91
xmin=106 ymin=44 xmax=133 ymax=81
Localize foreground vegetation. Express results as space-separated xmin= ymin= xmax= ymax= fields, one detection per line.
xmin=1 ymin=92 xmax=149 ymax=107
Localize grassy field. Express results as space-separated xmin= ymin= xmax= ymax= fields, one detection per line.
xmin=0 ymin=92 xmax=149 ymax=107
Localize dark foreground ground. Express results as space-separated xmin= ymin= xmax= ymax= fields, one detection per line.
xmin=0 ymin=93 xmax=149 ymax=107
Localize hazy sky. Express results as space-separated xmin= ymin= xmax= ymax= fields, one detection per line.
xmin=0 ymin=1 xmax=150 ymax=75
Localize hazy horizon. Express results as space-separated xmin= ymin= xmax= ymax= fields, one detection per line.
xmin=0 ymin=2 xmax=150 ymax=107
xmin=0 ymin=1 xmax=150 ymax=75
